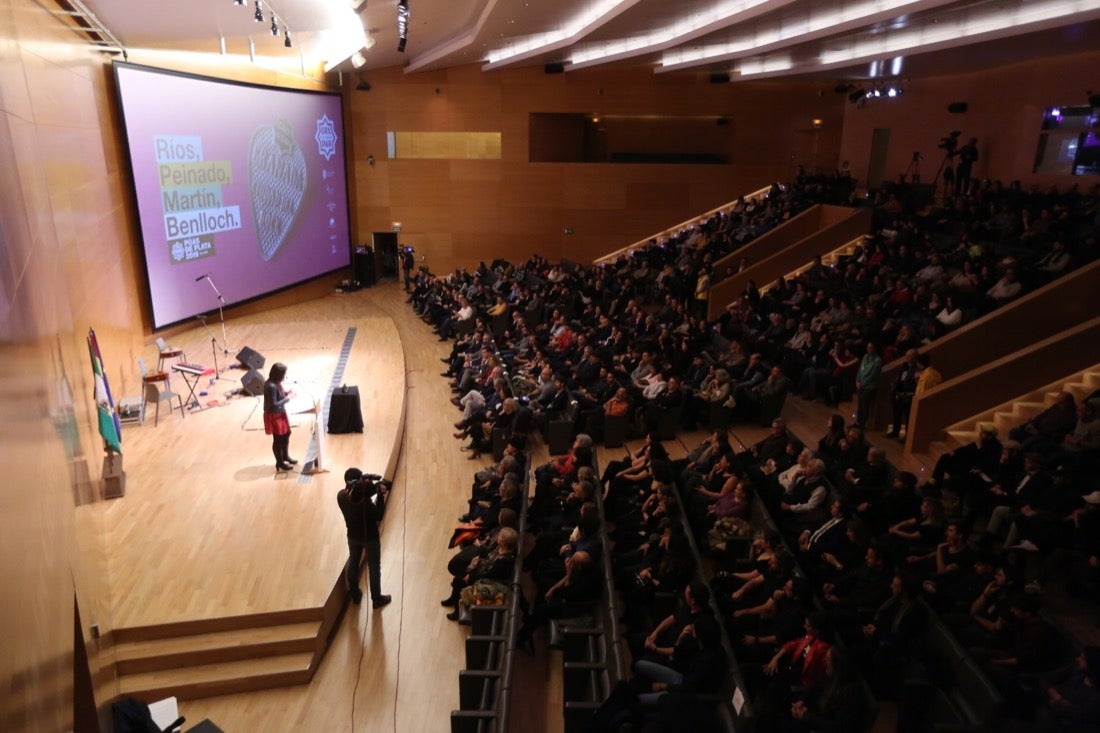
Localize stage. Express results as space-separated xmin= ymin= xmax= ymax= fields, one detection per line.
xmin=105 ymin=306 xmax=406 ymax=629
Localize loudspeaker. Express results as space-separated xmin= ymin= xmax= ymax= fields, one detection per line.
xmin=709 ymin=72 xmax=731 ymax=84
xmin=947 ymin=102 xmax=969 ymax=114
xmin=354 ymin=246 xmax=376 ymax=286
xmin=241 ymin=368 xmax=265 ymax=396
xmin=544 ymin=62 xmax=564 ymax=74
xmin=236 ymin=346 xmax=266 ymax=371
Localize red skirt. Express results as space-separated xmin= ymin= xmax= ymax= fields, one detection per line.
xmin=263 ymin=412 xmax=290 ymax=436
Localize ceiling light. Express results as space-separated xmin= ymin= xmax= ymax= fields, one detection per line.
xmin=234 ymin=0 xmax=245 ymax=6
xmin=351 ymin=51 xmax=366 ymax=69
xmin=254 ymin=1 xmax=264 ymax=23
xmin=284 ymin=29 xmax=292 ymax=48
xmin=397 ymin=0 xmax=409 ymax=53
xmin=271 ymin=15 xmax=279 ymax=36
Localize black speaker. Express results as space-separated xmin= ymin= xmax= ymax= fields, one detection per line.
xmin=241 ymin=369 xmax=265 ymax=396
xmin=947 ymin=102 xmax=969 ymax=114
xmin=709 ymin=72 xmax=731 ymax=84
xmin=354 ymin=246 xmax=376 ymax=285
xmin=544 ymin=62 xmax=564 ymax=74
xmin=236 ymin=346 xmax=266 ymax=371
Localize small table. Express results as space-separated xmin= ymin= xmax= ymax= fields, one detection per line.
xmin=328 ymin=386 xmax=364 ymax=434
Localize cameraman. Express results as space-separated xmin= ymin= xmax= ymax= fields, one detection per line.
xmin=956 ymin=137 xmax=979 ymax=195
xmin=338 ymin=468 xmax=392 ymax=608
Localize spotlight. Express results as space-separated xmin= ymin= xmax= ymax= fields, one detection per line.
xmin=886 ymin=87 xmax=898 ymax=98
xmin=397 ymin=0 xmax=409 ymax=53
xmin=284 ymin=29 xmax=292 ymax=48
xmin=351 ymin=51 xmax=366 ymax=69
xmin=271 ymin=16 xmax=279 ymax=36
xmin=254 ymin=1 xmax=264 ymax=23
xmin=234 ymin=0 xmax=245 ymax=6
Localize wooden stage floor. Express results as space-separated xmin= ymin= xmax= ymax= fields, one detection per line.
xmin=104 ymin=298 xmax=406 ymax=630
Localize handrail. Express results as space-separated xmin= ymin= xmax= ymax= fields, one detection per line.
xmin=593 ymin=186 xmax=773 ymax=265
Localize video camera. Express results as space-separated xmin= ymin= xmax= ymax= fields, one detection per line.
xmin=346 ymin=470 xmax=391 ymax=498
xmin=937 ymin=130 xmax=962 ymax=154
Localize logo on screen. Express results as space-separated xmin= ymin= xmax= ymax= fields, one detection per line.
xmin=315 ymin=114 xmax=337 ymax=160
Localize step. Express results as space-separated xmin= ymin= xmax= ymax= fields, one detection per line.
xmin=118 ymin=651 xmax=314 ymax=702
xmin=116 ymin=621 xmax=321 ymax=674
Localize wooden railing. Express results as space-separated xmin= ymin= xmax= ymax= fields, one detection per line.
xmin=706 ymin=205 xmax=872 ymax=320
xmin=870 ymin=258 xmax=1100 ymax=432
xmin=592 ymin=186 xmax=773 ymax=265
xmin=906 ymin=316 xmax=1100 ymax=453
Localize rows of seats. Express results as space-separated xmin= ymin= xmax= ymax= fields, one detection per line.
xmin=409 ymin=175 xmax=1098 ymax=732
xmin=449 ymin=467 xmax=529 ymax=733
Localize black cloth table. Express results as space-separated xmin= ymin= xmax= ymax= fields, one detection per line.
xmin=328 ymin=385 xmax=364 ymax=433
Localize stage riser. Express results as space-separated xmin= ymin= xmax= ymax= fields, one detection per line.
xmin=117 ymin=636 xmax=319 ymax=675
xmin=122 ymin=669 xmax=312 ymax=703
xmin=114 ymin=608 xmax=324 ymax=644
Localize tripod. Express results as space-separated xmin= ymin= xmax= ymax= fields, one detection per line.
xmin=932 ymin=150 xmax=956 ymax=199
xmin=902 ymin=152 xmax=922 ymax=182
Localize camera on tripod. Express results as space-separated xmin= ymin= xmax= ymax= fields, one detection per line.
xmin=937 ymin=131 xmax=962 ymax=155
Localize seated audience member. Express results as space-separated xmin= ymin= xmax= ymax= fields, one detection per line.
xmin=1000 ymin=646 xmax=1100 ymax=733
xmin=442 ymin=527 xmax=519 ymax=620
xmin=776 ymin=646 xmax=868 ymax=733
xmin=630 ymin=580 xmax=714 ymax=664
xmin=760 ymin=612 xmax=833 ymax=721
xmin=515 ymin=549 xmax=602 ymax=652
xmin=778 ymin=458 xmax=829 ymax=531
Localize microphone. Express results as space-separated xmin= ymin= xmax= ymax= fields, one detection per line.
xmin=195 ymin=273 xmax=208 ymax=282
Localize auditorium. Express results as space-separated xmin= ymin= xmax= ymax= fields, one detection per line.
xmin=3 ymin=1 xmax=1100 ymax=732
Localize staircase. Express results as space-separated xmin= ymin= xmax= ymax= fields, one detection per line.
xmin=923 ymin=367 xmax=1100 ymax=460
xmin=114 ymin=608 xmax=327 ymax=701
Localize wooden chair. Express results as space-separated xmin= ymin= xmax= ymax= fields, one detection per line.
xmin=154 ymin=337 xmax=185 ymax=372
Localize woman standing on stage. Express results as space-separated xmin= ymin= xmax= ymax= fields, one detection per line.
xmin=263 ymin=362 xmax=296 ymax=471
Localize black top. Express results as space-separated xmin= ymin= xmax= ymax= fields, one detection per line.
xmin=263 ymin=380 xmax=289 ymax=415
xmin=338 ymin=488 xmax=386 ymax=542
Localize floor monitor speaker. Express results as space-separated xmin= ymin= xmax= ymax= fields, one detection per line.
xmin=236 ymin=346 xmax=266 ymax=371
xmin=241 ymin=369 xmax=265 ymax=396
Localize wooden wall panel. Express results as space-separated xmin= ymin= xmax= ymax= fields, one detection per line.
xmin=350 ymin=66 xmax=844 ymax=273
xmin=838 ymin=48 xmax=1100 ymax=189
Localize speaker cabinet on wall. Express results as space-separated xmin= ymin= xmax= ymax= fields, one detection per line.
xmin=241 ymin=369 xmax=265 ymax=396
xmin=947 ymin=102 xmax=969 ymax=114
xmin=236 ymin=346 xmax=266 ymax=371
xmin=709 ymin=72 xmax=731 ymax=84
xmin=544 ymin=62 xmax=564 ymax=74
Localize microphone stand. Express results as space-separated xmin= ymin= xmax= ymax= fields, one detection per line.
xmin=200 ymin=275 xmax=231 ymax=361
xmin=195 ymin=314 xmax=222 ymax=379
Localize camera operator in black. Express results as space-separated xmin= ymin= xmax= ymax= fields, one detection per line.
xmin=401 ymin=247 xmax=415 ymax=291
xmin=956 ymin=137 xmax=979 ymax=195
xmin=338 ymin=468 xmax=392 ymax=608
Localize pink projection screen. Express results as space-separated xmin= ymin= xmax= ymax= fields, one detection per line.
xmin=113 ymin=62 xmax=352 ymax=329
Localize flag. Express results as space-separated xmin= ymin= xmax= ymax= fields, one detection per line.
xmin=88 ymin=328 xmax=122 ymax=454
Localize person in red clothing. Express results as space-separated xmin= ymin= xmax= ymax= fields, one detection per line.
xmin=764 ymin=610 xmax=832 ymax=690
